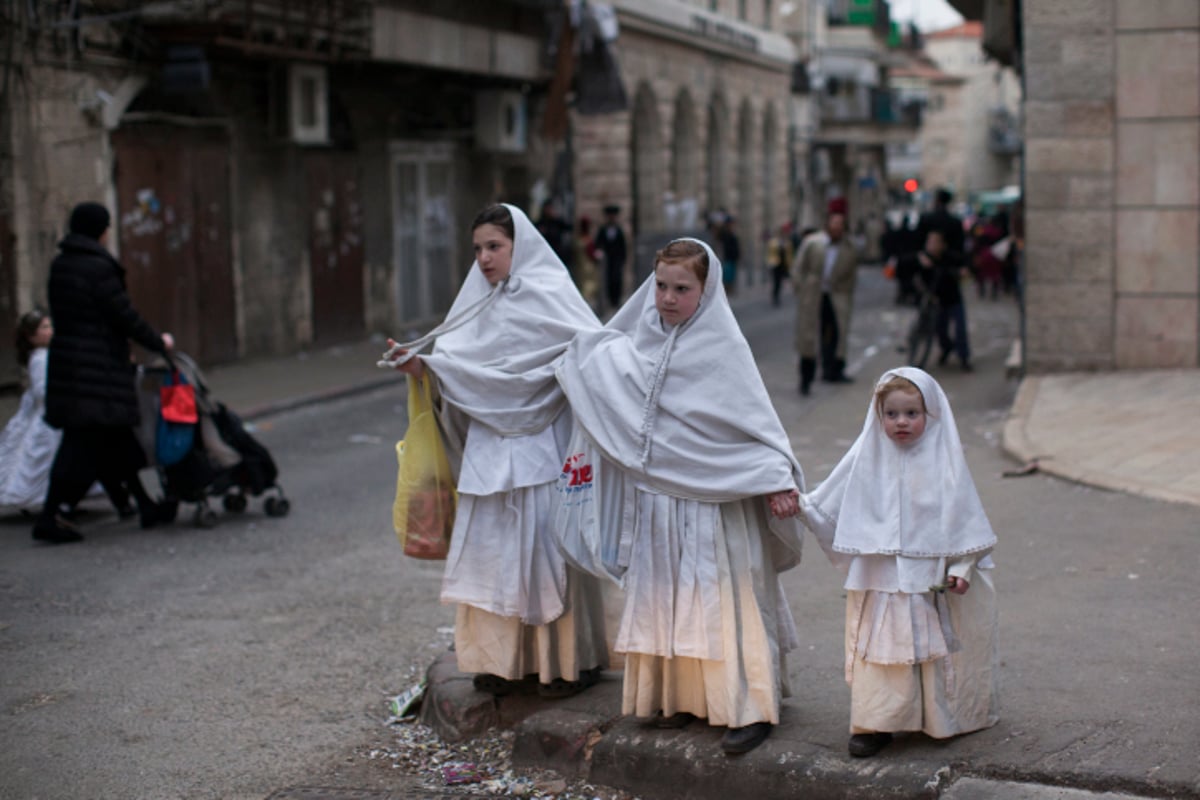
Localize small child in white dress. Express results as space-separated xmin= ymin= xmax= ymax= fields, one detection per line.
xmin=0 ymin=310 xmax=62 ymax=510
xmin=801 ymin=367 xmax=999 ymax=757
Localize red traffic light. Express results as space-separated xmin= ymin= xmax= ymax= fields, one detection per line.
xmin=904 ymin=178 xmax=919 ymax=193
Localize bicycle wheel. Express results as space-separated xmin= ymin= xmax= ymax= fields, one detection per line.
xmin=908 ymin=308 xmax=935 ymax=369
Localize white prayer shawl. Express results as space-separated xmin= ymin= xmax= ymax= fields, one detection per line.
xmin=386 ymin=203 xmax=600 ymax=437
xmin=556 ymin=238 xmax=806 ymax=566
xmin=804 ymin=367 xmax=996 ymax=563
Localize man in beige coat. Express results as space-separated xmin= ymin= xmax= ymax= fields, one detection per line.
xmin=792 ymin=210 xmax=858 ymax=395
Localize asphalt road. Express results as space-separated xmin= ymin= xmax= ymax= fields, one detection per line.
xmin=2 ymin=269 xmax=1197 ymax=799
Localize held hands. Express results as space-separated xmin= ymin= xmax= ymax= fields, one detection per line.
xmin=162 ymin=332 xmax=175 ymax=351
xmin=384 ymin=338 xmax=425 ymax=379
xmin=767 ymin=489 xmax=800 ymax=519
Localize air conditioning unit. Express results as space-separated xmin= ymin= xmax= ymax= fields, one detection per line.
xmin=285 ymin=63 xmax=329 ymax=146
xmin=474 ymin=91 xmax=527 ymax=153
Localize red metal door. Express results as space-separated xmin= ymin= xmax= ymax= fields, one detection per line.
xmin=306 ymin=152 xmax=365 ymax=344
xmin=112 ymin=124 xmax=237 ymax=364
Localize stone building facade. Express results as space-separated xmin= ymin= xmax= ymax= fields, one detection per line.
xmin=0 ymin=1 xmax=561 ymax=384
xmin=922 ymin=21 xmax=1021 ymax=198
xmin=1022 ymin=0 xmax=1199 ymax=371
xmin=571 ymin=0 xmax=796 ymax=291
xmin=953 ymin=0 xmax=1200 ymax=372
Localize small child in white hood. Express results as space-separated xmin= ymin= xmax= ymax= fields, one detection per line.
xmin=801 ymin=367 xmax=999 ymax=758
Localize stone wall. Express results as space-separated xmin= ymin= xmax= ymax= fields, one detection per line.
xmin=1022 ymin=0 xmax=1200 ymax=371
xmin=572 ymin=23 xmax=793 ymax=286
xmin=7 ymin=64 xmax=130 ymax=318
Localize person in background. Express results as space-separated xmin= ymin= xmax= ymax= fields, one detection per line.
xmin=792 ymin=202 xmax=858 ymax=394
xmin=765 ymin=223 xmax=794 ymax=307
xmin=537 ymin=198 xmax=573 ymax=270
xmin=718 ymin=215 xmax=741 ymax=295
xmin=33 ymin=202 xmax=174 ymax=545
xmin=573 ymin=215 xmax=602 ymax=311
xmin=1 ymin=310 xmax=135 ymax=518
xmin=596 ymin=204 xmax=628 ymax=312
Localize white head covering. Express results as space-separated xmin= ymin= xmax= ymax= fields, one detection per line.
xmin=556 ymin=237 xmax=805 ymax=506
xmin=383 ymin=203 xmax=599 ymax=435
xmin=805 ymin=367 xmax=996 ymax=558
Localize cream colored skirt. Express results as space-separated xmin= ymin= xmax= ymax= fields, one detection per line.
xmin=454 ymin=565 xmax=609 ymax=682
xmin=846 ymin=569 xmax=999 ymax=738
xmin=620 ymin=497 xmax=795 ymax=729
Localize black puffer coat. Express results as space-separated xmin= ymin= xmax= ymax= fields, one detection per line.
xmin=44 ymin=233 xmax=166 ymax=429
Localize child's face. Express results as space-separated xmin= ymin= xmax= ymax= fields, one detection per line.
xmin=473 ymin=224 xmax=514 ymax=285
xmin=654 ymin=260 xmax=703 ymax=326
xmin=881 ymin=388 xmax=926 ymax=445
xmin=30 ymin=317 xmax=52 ymax=349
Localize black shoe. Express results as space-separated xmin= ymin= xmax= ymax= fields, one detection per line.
xmin=847 ymin=732 xmax=893 ymax=758
xmin=799 ymin=378 xmax=811 ymax=396
xmin=962 ymin=360 xmax=974 ymax=372
xmin=140 ymin=502 xmax=166 ymax=530
xmin=32 ymin=516 xmax=84 ymax=545
xmin=822 ymin=374 xmax=854 ymax=384
xmin=721 ymin=722 xmax=772 ymax=754
xmin=472 ymin=673 xmax=538 ymax=696
xmin=651 ymin=711 xmax=697 ymax=729
xmin=938 ymin=350 xmax=951 ymax=367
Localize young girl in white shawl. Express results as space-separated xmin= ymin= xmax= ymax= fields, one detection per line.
xmin=555 ymin=238 xmax=805 ymax=755
xmin=385 ymin=203 xmax=608 ymax=697
xmin=801 ymin=367 xmax=999 ymax=757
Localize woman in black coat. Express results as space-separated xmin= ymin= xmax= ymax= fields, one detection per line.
xmin=34 ymin=202 xmax=175 ymax=544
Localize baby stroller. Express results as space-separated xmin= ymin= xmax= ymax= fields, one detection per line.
xmin=136 ymin=353 xmax=290 ymax=528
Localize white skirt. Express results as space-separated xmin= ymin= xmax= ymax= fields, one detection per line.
xmin=0 ymin=389 xmax=59 ymax=509
xmin=440 ymin=483 xmax=567 ymax=625
xmin=619 ymin=494 xmax=797 ymax=728
xmin=846 ymin=569 xmax=999 ymax=738
xmin=442 ymin=482 xmax=608 ymax=682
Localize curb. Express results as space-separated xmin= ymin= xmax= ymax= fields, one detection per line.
xmin=1002 ymin=376 xmax=1200 ymax=509
xmin=418 ymin=653 xmax=1197 ymax=800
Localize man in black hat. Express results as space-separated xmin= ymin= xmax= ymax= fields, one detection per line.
xmin=596 ymin=204 xmax=627 ymax=310
xmin=33 ymin=202 xmax=175 ymax=544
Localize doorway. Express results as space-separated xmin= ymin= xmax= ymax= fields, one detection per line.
xmin=390 ymin=142 xmax=458 ymax=323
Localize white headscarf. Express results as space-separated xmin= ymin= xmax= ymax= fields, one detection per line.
xmin=385 ymin=204 xmax=600 ymax=435
xmin=805 ymin=367 xmax=996 ymax=558
xmin=556 ymin=237 xmax=805 ymax=508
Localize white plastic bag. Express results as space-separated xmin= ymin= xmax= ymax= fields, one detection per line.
xmin=554 ymin=428 xmax=630 ymax=585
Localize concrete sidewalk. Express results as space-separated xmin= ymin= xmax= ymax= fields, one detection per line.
xmin=1003 ymin=369 xmax=1200 ymax=508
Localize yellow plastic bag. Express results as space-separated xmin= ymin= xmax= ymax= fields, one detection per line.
xmin=393 ymin=375 xmax=457 ymax=559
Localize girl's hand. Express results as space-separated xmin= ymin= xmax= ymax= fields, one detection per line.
xmin=946 ymin=576 xmax=970 ymax=595
xmin=767 ymin=489 xmax=800 ymax=519
xmin=385 ymin=338 xmax=425 ymax=379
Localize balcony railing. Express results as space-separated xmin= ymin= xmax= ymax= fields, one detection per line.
xmin=819 ymin=86 xmax=921 ymax=126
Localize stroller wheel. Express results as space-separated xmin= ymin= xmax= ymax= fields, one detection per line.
xmin=264 ymin=497 xmax=290 ymax=518
xmin=194 ymin=506 xmax=219 ymax=529
xmin=223 ymin=493 xmax=248 ymax=513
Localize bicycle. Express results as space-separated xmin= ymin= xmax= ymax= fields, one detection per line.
xmin=906 ymin=289 xmax=938 ymax=369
